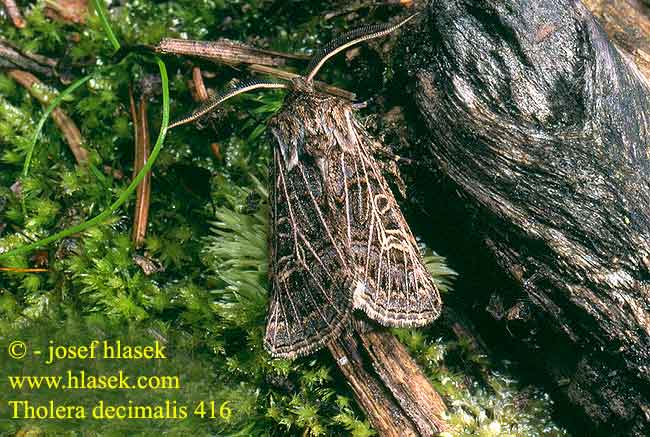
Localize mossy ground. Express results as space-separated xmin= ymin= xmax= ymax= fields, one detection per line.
xmin=1 ymin=1 xmax=567 ymax=435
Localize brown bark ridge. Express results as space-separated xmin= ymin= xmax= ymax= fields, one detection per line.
xmin=329 ymin=327 xmax=448 ymax=436
xmin=393 ymin=1 xmax=650 ymax=435
xmin=357 ymin=329 xmax=448 ymax=434
xmin=329 ymin=333 xmax=420 ymax=437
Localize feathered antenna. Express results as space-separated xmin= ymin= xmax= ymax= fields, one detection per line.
xmin=305 ymin=13 xmax=419 ymax=82
xmin=169 ymin=14 xmax=418 ymax=128
xmin=168 ymin=78 xmax=287 ymax=129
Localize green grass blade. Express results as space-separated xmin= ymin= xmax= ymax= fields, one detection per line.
xmin=22 ymin=74 xmax=93 ymax=177
xmin=0 ymin=58 xmax=169 ymax=259
xmin=91 ymin=0 xmax=121 ymax=51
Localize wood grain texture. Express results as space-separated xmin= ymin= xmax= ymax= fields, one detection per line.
xmin=583 ymin=0 xmax=650 ymax=82
xmin=358 ymin=329 xmax=448 ymax=435
xmin=328 ymin=333 xmax=421 ymax=437
xmin=394 ymin=1 xmax=650 ymax=434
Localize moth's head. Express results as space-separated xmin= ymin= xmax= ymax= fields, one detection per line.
xmin=280 ymin=76 xmax=332 ymax=116
xmin=289 ymin=77 xmax=315 ymax=94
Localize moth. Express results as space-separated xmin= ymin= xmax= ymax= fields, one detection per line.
xmin=169 ymin=13 xmax=442 ymax=358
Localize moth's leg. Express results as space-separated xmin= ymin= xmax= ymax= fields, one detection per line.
xmin=368 ymin=140 xmax=408 ymax=197
xmin=374 ymin=148 xmax=415 ymax=165
xmin=352 ymin=100 xmax=370 ymax=110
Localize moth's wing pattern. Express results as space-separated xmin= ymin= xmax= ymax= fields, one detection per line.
xmin=265 ymin=144 xmax=353 ymax=358
xmin=337 ymin=120 xmax=442 ymax=327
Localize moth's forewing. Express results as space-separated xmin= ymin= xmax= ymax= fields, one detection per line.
xmin=343 ymin=120 xmax=442 ymax=326
xmin=264 ymin=93 xmax=354 ymax=358
xmin=313 ymin=97 xmax=442 ymax=326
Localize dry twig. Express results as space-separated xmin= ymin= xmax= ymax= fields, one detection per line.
xmin=44 ymin=0 xmax=88 ymax=24
xmin=191 ymin=66 xmax=209 ymax=102
xmin=156 ymin=38 xmax=307 ymax=67
xmin=128 ymin=87 xmax=152 ymax=248
xmin=2 ymin=0 xmax=26 ymax=28
xmin=0 ymin=40 xmax=56 ymax=77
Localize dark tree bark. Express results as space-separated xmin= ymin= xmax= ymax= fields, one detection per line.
xmin=393 ymin=1 xmax=650 ymax=435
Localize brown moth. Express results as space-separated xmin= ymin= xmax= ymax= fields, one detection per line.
xmin=169 ymin=13 xmax=441 ymax=358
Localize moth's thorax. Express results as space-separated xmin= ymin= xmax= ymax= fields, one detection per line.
xmin=288 ymin=76 xmax=315 ymax=93
xmin=268 ymin=87 xmax=361 ymax=171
